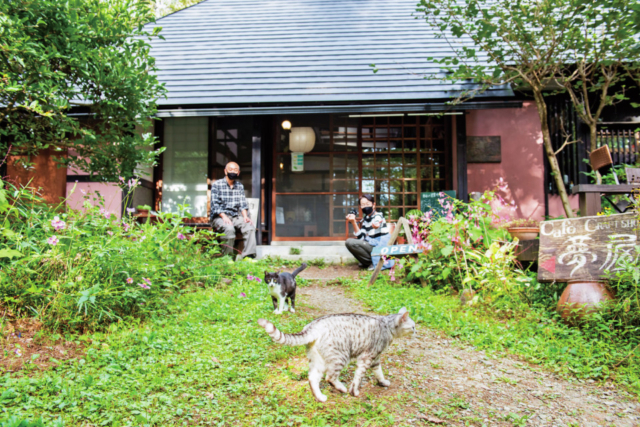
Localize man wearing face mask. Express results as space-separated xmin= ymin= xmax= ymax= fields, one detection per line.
xmin=210 ymin=162 xmax=256 ymax=259
xmin=345 ymin=194 xmax=394 ymax=271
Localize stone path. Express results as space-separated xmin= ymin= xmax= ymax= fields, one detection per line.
xmin=288 ymin=268 xmax=640 ymax=426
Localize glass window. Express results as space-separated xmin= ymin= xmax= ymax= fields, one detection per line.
xmin=162 ymin=117 xmax=208 ymax=217
xmin=213 ymin=117 xmax=255 ymax=198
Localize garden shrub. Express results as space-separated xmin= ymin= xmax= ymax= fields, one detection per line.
xmin=0 ymin=179 xmax=221 ymax=332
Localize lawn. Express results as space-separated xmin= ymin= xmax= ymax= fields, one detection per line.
xmin=0 ymin=260 xmax=401 ymax=427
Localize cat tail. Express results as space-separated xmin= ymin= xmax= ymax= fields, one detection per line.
xmin=291 ymin=262 xmax=308 ymax=278
xmin=257 ymin=319 xmax=315 ymax=346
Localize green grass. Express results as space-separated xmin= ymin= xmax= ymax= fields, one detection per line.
xmin=349 ymin=278 xmax=640 ymax=395
xmin=0 ymin=260 xmax=400 ymax=426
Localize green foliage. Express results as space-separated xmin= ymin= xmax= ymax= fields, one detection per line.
xmin=350 ymin=279 xmax=640 ymax=393
xmin=0 ymin=179 xmax=220 ymax=331
xmin=0 ymin=262 xmax=398 ymax=426
xmin=289 ymin=247 xmax=302 ymax=255
xmin=0 ymin=0 xmax=166 ymax=181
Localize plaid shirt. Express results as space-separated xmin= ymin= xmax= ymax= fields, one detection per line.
xmin=210 ymin=178 xmax=249 ymax=220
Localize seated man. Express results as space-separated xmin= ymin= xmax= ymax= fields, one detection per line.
xmin=210 ymin=162 xmax=256 ymax=259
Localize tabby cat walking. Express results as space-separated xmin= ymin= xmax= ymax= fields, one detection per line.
xmin=257 ymin=308 xmax=415 ymax=402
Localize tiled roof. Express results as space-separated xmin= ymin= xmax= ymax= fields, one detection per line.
xmin=146 ymin=0 xmax=512 ymax=106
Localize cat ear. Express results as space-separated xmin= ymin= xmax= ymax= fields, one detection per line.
xmin=400 ymin=311 xmax=410 ymax=323
xmin=398 ymin=307 xmax=407 ymax=315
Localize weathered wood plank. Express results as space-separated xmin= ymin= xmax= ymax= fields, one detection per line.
xmin=572 ymin=184 xmax=640 ymax=194
xmin=538 ymin=213 xmax=639 ymax=282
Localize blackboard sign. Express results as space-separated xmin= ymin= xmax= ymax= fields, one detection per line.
xmin=421 ymin=190 xmax=457 ymax=217
xmin=371 ymin=244 xmax=425 ymax=257
xmin=467 ymin=136 xmax=501 ymax=163
xmin=538 ymin=213 xmax=639 ymax=282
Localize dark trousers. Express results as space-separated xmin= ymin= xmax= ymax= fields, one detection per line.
xmin=345 ymin=238 xmax=373 ymax=266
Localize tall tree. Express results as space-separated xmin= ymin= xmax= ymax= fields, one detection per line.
xmin=0 ymin=0 xmax=166 ymax=182
xmin=416 ymin=0 xmax=640 ymax=217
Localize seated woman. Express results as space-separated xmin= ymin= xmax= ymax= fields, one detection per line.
xmin=345 ymin=194 xmax=394 ymax=271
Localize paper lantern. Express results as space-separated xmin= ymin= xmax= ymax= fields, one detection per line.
xmin=289 ymin=127 xmax=316 ymax=153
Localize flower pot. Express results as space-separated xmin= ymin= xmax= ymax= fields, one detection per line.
xmin=396 ymin=236 xmax=406 ymax=244
xmin=557 ymin=280 xmax=615 ymax=323
xmin=137 ymin=209 xmax=149 ymax=215
xmin=507 ymin=227 xmax=539 ymax=241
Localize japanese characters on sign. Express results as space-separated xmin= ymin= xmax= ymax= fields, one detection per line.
xmin=538 ymin=213 xmax=639 ymax=282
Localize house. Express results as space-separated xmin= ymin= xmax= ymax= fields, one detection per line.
xmin=5 ymin=0 xmax=637 ymax=254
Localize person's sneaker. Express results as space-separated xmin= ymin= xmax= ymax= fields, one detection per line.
xmin=367 ymin=264 xmax=376 ymax=271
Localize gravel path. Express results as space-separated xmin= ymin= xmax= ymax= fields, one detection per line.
xmin=289 ymin=271 xmax=640 ymax=426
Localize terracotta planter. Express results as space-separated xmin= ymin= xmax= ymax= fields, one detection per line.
xmin=137 ymin=209 xmax=149 ymax=215
xmin=507 ymin=227 xmax=539 ymax=241
xmin=396 ymin=236 xmax=406 ymax=244
xmin=557 ymin=280 xmax=615 ymax=323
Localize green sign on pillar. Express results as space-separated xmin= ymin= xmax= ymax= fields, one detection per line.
xmin=420 ymin=190 xmax=457 ymax=217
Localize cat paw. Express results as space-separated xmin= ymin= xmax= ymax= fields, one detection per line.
xmin=378 ymin=379 xmax=391 ymax=387
xmin=314 ymin=393 xmax=328 ymax=403
xmin=348 ymin=384 xmax=360 ymax=397
xmin=334 ymin=383 xmax=347 ymax=393
xmin=273 ymin=310 xmax=281 ymax=315
xmin=289 ymin=308 xmax=295 ymax=313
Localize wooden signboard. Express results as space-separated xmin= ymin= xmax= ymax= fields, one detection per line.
xmin=421 ymin=190 xmax=457 ymax=217
xmin=371 ymin=244 xmax=425 ymax=257
xmin=467 ymin=136 xmax=501 ymax=163
xmin=538 ymin=213 xmax=639 ymax=282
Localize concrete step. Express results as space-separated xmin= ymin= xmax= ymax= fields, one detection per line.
xmin=256 ymin=245 xmax=356 ymax=264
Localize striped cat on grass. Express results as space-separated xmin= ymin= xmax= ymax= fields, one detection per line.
xmin=257 ymin=308 xmax=415 ymax=402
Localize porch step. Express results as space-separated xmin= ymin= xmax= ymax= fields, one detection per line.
xmin=256 ymin=245 xmax=356 ymax=264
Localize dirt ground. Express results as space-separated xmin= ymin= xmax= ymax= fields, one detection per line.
xmin=283 ymin=266 xmax=640 ymax=426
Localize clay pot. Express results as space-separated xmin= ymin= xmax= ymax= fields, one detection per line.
xmin=507 ymin=227 xmax=539 ymax=241
xmin=557 ymin=280 xmax=615 ymax=323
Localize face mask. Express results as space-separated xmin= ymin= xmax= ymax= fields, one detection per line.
xmin=227 ymin=172 xmax=239 ymax=180
xmin=362 ymin=206 xmax=373 ymax=216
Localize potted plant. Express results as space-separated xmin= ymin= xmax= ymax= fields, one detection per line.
xmin=137 ymin=204 xmax=152 ymax=215
xmin=506 ymin=218 xmax=540 ymax=241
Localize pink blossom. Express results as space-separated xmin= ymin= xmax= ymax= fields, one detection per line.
xmin=138 ymin=283 xmax=150 ymax=290
xmin=99 ymin=208 xmax=111 ymax=219
xmin=51 ymin=216 xmax=66 ymax=231
xmin=47 ymin=236 xmax=59 ymax=246
xmin=126 ymin=278 xmax=133 ymax=284
xmin=126 ymin=207 xmax=135 ymax=214
xmin=177 ymin=232 xmax=186 ymax=240
xmin=143 ymin=277 xmax=152 ymax=285
xmin=119 ymin=176 xmax=125 ymax=183
xmin=107 ymin=231 xmax=113 ymax=236
xmin=255 ymin=277 xmax=262 ymax=283
xmin=127 ymin=178 xmax=139 ymax=189
xmin=239 ymin=292 xmax=247 ymax=298
xmin=122 ymin=222 xmax=130 ymax=232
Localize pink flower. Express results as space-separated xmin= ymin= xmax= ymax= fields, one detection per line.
xmin=143 ymin=277 xmax=152 ymax=285
xmin=122 ymin=222 xmax=130 ymax=232
xmin=239 ymin=292 xmax=247 ymax=298
xmin=107 ymin=231 xmax=113 ymax=236
xmin=247 ymin=274 xmax=254 ymax=280
xmin=255 ymin=277 xmax=262 ymax=283
xmin=127 ymin=178 xmax=139 ymax=189
xmin=126 ymin=278 xmax=133 ymax=284
xmin=138 ymin=283 xmax=150 ymax=290
xmin=51 ymin=216 xmax=66 ymax=231
xmin=177 ymin=232 xmax=186 ymax=240
xmin=100 ymin=208 xmax=111 ymax=219
xmin=119 ymin=176 xmax=125 ymax=183
xmin=47 ymin=236 xmax=59 ymax=246
xmin=126 ymin=208 xmax=135 ymax=214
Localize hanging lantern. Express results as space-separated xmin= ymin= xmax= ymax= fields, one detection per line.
xmin=289 ymin=127 xmax=316 ymax=153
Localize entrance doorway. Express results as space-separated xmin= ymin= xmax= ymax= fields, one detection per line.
xmin=272 ymin=114 xmax=450 ymax=241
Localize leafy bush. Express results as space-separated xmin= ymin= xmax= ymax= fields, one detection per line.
xmin=0 ymin=179 xmax=221 ymax=332
xmin=392 ymin=183 xmax=532 ymax=312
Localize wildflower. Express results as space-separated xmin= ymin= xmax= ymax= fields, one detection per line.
xmin=119 ymin=176 xmax=125 ymax=183
xmin=81 ymin=189 xmax=86 ymax=195
xmin=100 ymin=208 xmax=111 ymax=219
xmin=126 ymin=278 xmax=133 ymax=284
xmin=239 ymin=292 xmax=247 ymax=298
xmin=177 ymin=232 xmax=186 ymax=240
xmin=127 ymin=178 xmax=139 ymax=189
xmin=143 ymin=277 xmax=152 ymax=285
xmin=107 ymin=231 xmax=113 ymax=236
xmin=140 ymin=235 xmax=147 ymax=242
xmin=47 ymin=236 xmax=59 ymax=246
xmin=255 ymin=277 xmax=262 ymax=283
xmin=138 ymin=283 xmax=150 ymax=290
xmin=14 ymin=348 xmax=22 ymax=357
xmin=51 ymin=216 xmax=66 ymax=231
xmin=122 ymin=222 xmax=130 ymax=232
xmin=247 ymin=274 xmax=254 ymax=280
xmin=126 ymin=207 xmax=135 ymax=214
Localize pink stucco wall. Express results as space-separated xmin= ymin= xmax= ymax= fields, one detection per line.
xmin=466 ymin=102 xmax=578 ymax=220
xmin=66 ymin=182 xmax=122 ymax=218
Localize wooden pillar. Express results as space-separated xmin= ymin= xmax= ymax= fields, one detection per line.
xmin=455 ymin=114 xmax=468 ymax=202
